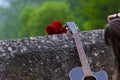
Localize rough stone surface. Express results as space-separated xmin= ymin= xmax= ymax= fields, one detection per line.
xmin=0 ymin=29 xmax=114 ymax=80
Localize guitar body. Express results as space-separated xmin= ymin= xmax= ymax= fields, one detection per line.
xmin=69 ymin=67 xmax=108 ymax=80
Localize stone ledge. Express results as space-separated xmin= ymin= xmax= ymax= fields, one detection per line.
xmin=0 ymin=29 xmax=114 ymax=80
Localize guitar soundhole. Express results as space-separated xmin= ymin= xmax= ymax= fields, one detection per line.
xmin=84 ymin=76 xmax=96 ymax=80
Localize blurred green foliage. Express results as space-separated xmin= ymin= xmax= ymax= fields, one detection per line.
xmin=19 ymin=1 xmax=75 ymax=37
xmin=0 ymin=0 xmax=120 ymax=40
xmin=79 ymin=0 xmax=120 ymax=30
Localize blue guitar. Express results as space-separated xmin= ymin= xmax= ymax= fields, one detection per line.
xmin=65 ymin=22 xmax=108 ymax=80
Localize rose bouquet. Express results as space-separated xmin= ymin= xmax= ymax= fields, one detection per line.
xmin=46 ymin=21 xmax=67 ymax=35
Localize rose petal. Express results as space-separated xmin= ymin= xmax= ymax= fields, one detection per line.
xmin=52 ymin=21 xmax=62 ymax=28
xmin=62 ymin=27 xmax=67 ymax=33
xmin=46 ymin=26 xmax=54 ymax=35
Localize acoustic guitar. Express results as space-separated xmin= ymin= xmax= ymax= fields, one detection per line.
xmin=65 ymin=22 xmax=108 ymax=80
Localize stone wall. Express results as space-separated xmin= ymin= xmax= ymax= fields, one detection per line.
xmin=0 ymin=29 xmax=114 ymax=80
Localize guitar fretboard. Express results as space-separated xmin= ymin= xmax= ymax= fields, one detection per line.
xmin=73 ymin=33 xmax=93 ymax=76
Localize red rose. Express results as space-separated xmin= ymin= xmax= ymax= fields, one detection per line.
xmin=46 ymin=21 xmax=67 ymax=35
xmin=52 ymin=21 xmax=62 ymax=28
xmin=51 ymin=21 xmax=62 ymax=33
xmin=61 ymin=27 xmax=67 ymax=33
xmin=46 ymin=26 xmax=54 ymax=35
